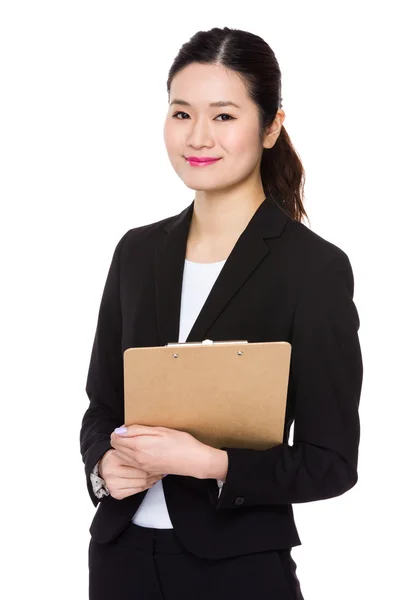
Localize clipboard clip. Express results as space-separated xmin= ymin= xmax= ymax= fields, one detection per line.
xmin=166 ymin=339 xmax=249 ymax=347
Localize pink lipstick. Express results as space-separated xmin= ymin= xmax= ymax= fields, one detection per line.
xmin=185 ymin=156 xmax=222 ymax=167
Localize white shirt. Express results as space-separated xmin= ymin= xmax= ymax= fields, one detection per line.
xmin=90 ymin=258 xmax=227 ymax=528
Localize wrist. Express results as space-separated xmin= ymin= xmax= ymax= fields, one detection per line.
xmin=98 ymin=449 xmax=114 ymax=478
xmin=90 ymin=460 xmax=110 ymax=498
xmin=200 ymin=447 xmax=228 ymax=480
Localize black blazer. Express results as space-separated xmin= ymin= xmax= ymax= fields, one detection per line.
xmin=80 ymin=197 xmax=363 ymax=559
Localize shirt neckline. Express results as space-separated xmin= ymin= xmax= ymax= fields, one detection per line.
xmin=185 ymin=258 xmax=227 ymax=265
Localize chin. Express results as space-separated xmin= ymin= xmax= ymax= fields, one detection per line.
xmin=183 ymin=181 xmax=225 ymax=193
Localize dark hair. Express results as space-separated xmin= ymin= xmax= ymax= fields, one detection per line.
xmin=166 ymin=26 xmax=309 ymax=224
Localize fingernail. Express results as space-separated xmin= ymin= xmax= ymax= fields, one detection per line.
xmin=114 ymin=426 xmax=127 ymax=434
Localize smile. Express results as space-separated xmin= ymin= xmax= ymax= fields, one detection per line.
xmin=185 ymin=158 xmax=222 ymax=167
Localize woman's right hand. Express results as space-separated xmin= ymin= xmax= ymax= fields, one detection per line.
xmin=99 ymin=449 xmax=163 ymax=500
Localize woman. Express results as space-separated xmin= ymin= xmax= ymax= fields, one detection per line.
xmin=81 ymin=26 xmax=363 ymax=600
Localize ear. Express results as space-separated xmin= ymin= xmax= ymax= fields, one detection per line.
xmin=263 ymin=109 xmax=286 ymax=149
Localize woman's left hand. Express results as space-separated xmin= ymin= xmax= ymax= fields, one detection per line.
xmin=110 ymin=424 xmax=212 ymax=479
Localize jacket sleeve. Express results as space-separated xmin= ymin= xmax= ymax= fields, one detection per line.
xmin=80 ymin=230 xmax=130 ymax=507
xmin=214 ymin=253 xmax=363 ymax=511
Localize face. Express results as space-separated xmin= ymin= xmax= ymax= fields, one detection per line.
xmin=163 ymin=62 xmax=277 ymax=194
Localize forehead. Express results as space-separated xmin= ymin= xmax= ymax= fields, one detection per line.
xmin=169 ymin=63 xmax=249 ymax=108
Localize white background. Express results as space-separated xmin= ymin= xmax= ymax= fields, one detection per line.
xmin=1 ymin=1 xmax=411 ymax=598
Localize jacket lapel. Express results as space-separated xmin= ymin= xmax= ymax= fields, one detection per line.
xmin=154 ymin=197 xmax=289 ymax=346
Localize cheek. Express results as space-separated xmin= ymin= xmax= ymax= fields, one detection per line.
xmin=222 ymin=128 xmax=260 ymax=157
xmin=163 ymin=124 xmax=172 ymax=149
xmin=163 ymin=122 xmax=178 ymax=151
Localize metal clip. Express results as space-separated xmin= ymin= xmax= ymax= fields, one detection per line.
xmin=167 ymin=339 xmax=248 ymax=347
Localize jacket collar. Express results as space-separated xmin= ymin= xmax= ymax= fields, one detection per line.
xmin=154 ymin=196 xmax=290 ymax=346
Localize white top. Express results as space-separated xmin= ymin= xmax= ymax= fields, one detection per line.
xmin=90 ymin=258 xmax=227 ymax=528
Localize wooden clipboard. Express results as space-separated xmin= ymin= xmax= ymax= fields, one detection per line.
xmin=123 ymin=339 xmax=291 ymax=451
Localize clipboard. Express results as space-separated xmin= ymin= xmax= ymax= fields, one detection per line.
xmin=123 ymin=339 xmax=291 ymax=451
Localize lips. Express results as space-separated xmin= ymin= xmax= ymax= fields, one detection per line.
xmin=185 ymin=157 xmax=222 ymax=166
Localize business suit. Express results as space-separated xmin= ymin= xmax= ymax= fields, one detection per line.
xmin=81 ymin=196 xmax=363 ymax=562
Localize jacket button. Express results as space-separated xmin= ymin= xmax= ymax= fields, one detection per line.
xmin=234 ymin=496 xmax=244 ymax=506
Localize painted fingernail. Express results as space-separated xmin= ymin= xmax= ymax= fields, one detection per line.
xmin=114 ymin=426 xmax=127 ymax=434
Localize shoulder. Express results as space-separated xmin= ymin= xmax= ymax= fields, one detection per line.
xmin=278 ymin=218 xmax=357 ymax=302
xmin=286 ymin=218 xmax=350 ymax=265
xmin=284 ymin=218 xmax=353 ymax=275
xmin=284 ymin=219 xmax=349 ymax=270
xmin=114 ymin=212 xmax=177 ymax=259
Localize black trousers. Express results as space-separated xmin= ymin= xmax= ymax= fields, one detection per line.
xmin=89 ymin=522 xmax=305 ymax=600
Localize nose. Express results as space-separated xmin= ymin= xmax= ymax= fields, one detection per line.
xmin=186 ymin=117 xmax=214 ymax=148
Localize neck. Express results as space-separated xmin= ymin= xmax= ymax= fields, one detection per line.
xmin=190 ymin=184 xmax=266 ymax=241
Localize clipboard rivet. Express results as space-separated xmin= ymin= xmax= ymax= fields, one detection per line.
xmin=172 ymin=353 xmax=179 ymax=358
xmin=237 ymin=351 xmax=243 ymax=356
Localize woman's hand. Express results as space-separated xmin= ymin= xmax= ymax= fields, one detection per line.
xmin=99 ymin=449 xmax=163 ymax=500
xmin=110 ymin=424 xmax=212 ymax=479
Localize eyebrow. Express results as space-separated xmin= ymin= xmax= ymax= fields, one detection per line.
xmin=169 ymin=99 xmax=241 ymax=109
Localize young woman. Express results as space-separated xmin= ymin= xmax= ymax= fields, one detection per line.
xmin=81 ymin=26 xmax=363 ymax=600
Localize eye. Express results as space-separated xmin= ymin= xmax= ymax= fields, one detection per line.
xmin=172 ymin=111 xmax=235 ymax=121
xmin=216 ymin=114 xmax=234 ymax=121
